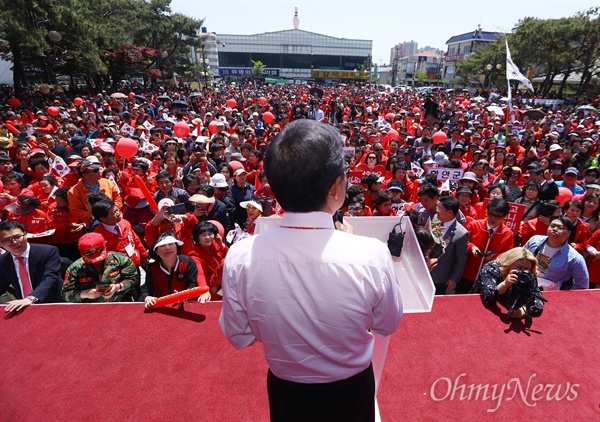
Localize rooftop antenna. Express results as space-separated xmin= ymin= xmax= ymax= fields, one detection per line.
xmin=293 ymin=7 xmax=300 ymax=29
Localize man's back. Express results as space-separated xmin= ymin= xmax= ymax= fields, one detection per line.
xmin=220 ymin=211 xmax=402 ymax=383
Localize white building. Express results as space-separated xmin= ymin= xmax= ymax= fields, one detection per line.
xmin=215 ymin=29 xmax=372 ymax=80
xmin=442 ymin=26 xmax=499 ymax=83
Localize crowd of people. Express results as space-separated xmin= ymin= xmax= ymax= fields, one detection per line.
xmin=0 ymin=81 xmax=598 ymax=314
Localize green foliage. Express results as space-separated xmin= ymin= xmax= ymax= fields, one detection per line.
xmin=455 ymin=7 xmax=599 ymax=97
xmin=251 ymin=60 xmax=266 ymax=78
xmin=415 ymin=69 xmax=428 ymax=84
xmin=0 ymin=0 xmax=203 ymax=93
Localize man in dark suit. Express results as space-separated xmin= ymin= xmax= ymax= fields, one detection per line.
xmin=444 ymin=127 xmax=464 ymax=155
xmin=529 ymin=167 xmax=558 ymax=201
xmin=431 ymin=196 xmax=469 ymax=295
xmin=0 ymin=221 xmax=63 ymax=313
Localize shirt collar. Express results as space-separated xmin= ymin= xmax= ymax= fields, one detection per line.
xmin=159 ymin=256 xmax=180 ymax=275
xmin=11 ymin=243 xmax=31 ymax=260
xmin=280 ymin=211 xmax=335 ymax=230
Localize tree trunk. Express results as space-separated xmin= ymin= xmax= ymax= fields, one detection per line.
xmin=12 ymin=43 xmax=26 ymax=95
xmin=557 ymin=67 xmax=572 ymax=98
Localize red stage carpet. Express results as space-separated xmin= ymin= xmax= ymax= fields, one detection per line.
xmin=1 ymin=291 xmax=598 ymax=421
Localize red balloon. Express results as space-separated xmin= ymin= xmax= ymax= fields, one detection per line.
xmin=412 ymin=107 xmax=421 ymax=115
xmin=556 ymin=187 xmax=573 ymax=206
xmin=462 ymin=100 xmax=471 ymax=107
xmin=432 ymin=131 xmax=448 ymax=145
xmin=173 ymin=121 xmax=190 ymax=138
xmin=129 ymin=92 xmax=135 ymax=99
xmin=115 ymin=137 xmax=139 ymax=159
xmin=259 ymin=96 xmax=267 ymax=106
xmin=263 ymin=111 xmax=274 ymax=124
xmin=48 ymin=106 xmax=59 ymax=116
xmin=208 ymin=220 xmax=225 ymax=238
xmin=385 ymin=112 xmax=395 ymax=121
xmin=384 ymin=129 xmax=400 ymax=142
xmin=8 ymin=97 xmax=21 ymax=108
xmin=208 ymin=121 xmax=218 ymax=134
xmin=73 ymin=97 xmax=83 ymax=106
xmin=227 ymin=99 xmax=237 ymax=108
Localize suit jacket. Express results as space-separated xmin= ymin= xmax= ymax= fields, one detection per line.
xmin=0 ymin=244 xmax=62 ymax=302
xmin=538 ymin=180 xmax=558 ymax=201
xmin=430 ymin=219 xmax=469 ymax=285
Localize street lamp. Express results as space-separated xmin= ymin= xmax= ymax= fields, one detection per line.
xmin=486 ymin=63 xmax=502 ymax=89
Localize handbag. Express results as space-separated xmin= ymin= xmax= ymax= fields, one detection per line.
xmin=387 ymin=217 xmax=405 ymax=257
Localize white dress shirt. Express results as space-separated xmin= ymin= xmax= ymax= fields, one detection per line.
xmin=219 ymin=211 xmax=403 ymax=383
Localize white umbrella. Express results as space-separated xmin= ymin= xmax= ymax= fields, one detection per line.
xmin=472 ymin=96 xmax=485 ymax=102
xmin=577 ymin=105 xmax=596 ymax=111
xmin=487 ymin=105 xmax=505 ymax=116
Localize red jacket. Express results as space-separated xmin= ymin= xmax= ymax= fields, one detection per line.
xmin=519 ymin=217 xmax=549 ymax=246
xmin=47 ymin=203 xmax=84 ymax=245
xmin=93 ymin=219 xmax=148 ymax=267
xmin=585 ymin=229 xmax=600 ymax=286
xmin=462 ymin=219 xmax=514 ymax=282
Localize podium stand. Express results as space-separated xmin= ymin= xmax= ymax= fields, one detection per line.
xmin=255 ymin=216 xmax=435 ymax=420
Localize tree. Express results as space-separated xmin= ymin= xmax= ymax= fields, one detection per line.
xmin=455 ymin=39 xmax=506 ymax=90
xmin=0 ymin=0 xmax=203 ymax=93
xmin=415 ymin=69 xmax=428 ymax=85
xmin=251 ymin=60 xmax=266 ymax=78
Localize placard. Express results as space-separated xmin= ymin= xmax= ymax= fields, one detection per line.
xmin=427 ymin=167 xmax=464 ymax=182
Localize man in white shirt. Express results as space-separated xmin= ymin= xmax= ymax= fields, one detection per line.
xmin=220 ymin=119 xmax=403 ymax=422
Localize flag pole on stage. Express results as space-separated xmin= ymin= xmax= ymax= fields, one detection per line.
xmin=505 ymin=38 xmax=534 ymax=124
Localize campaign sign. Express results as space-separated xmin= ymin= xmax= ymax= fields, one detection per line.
xmin=427 ymin=167 xmax=464 ymax=182
xmin=481 ymin=199 xmax=526 ymax=230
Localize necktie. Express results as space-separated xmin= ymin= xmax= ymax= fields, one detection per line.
xmin=488 ymin=228 xmax=494 ymax=236
xmin=115 ymin=224 xmax=122 ymax=236
xmin=16 ymin=257 xmax=33 ymax=298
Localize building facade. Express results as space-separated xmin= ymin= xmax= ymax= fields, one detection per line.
xmin=215 ymin=29 xmax=372 ymax=80
xmin=391 ymin=52 xmax=443 ymax=86
xmin=442 ymin=26 xmax=498 ymax=83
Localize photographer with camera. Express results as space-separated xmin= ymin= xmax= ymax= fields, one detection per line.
xmin=471 ymin=247 xmax=544 ymax=319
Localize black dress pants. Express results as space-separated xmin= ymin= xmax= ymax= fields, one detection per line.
xmin=267 ymin=363 xmax=375 ymax=422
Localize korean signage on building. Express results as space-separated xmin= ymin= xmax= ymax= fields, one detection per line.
xmin=312 ymin=70 xmax=369 ymax=80
xmin=218 ymin=68 xmax=280 ymax=77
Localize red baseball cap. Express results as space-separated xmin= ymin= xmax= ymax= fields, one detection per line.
xmin=78 ymin=233 xmax=107 ymax=264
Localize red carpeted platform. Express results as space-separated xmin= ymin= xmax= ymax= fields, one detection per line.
xmin=1 ymin=291 xmax=598 ymax=421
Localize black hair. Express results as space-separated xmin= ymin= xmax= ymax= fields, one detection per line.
xmin=192 ymin=221 xmax=218 ymax=243
xmin=183 ymin=174 xmax=200 ymax=190
xmin=564 ymin=200 xmax=583 ymax=213
xmin=30 ymin=159 xmax=50 ymax=171
xmin=347 ymin=184 xmax=365 ymax=198
xmin=417 ymin=183 xmax=439 ymax=200
xmin=54 ymin=186 xmax=70 ymax=202
xmin=538 ymin=200 xmax=561 ymax=217
xmin=487 ymin=183 xmax=507 ymax=199
xmin=92 ymin=199 xmax=116 ymax=220
xmin=488 ymin=198 xmax=510 ymax=216
xmin=149 ymin=231 xmax=182 ymax=261
xmin=17 ymin=195 xmax=41 ymax=208
xmin=0 ymin=221 xmax=26 ymax=233
xmin=132 ymin=159 xmax=149 ymax=172
xmin=87 ymin=192 xmax=111 ymax=206
xmin=197 ymin=183 xmax=215 ymax=197
xmin=39 ymin=174 xmax=58 ymax=186
xmin=414 ymin=226 xmax=435 ymax=255
xmin=549 ymin=214 xmax=575 ymax=234
xmin=264 ymin=120 xmax=345 ymax=212
xmin=155 ymin=171 xmax=174 ymax=183
xmin=373 ymin=190 xmax=392 ymax=209
xmin=438 ymin=196 xmax=459 ymax=215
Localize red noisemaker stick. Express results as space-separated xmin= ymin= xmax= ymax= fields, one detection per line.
xmin=133 ymin=175 xmax=159 ymax=212
xmin=152 ymin=286 xmax=210 ymax=308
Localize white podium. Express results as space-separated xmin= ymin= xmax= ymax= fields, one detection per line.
xmin=255 ymin=216 xmax=435 ymax=421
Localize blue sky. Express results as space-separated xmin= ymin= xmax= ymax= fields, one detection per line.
xmin=170 ymin=0 xmax=597 ymax=65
